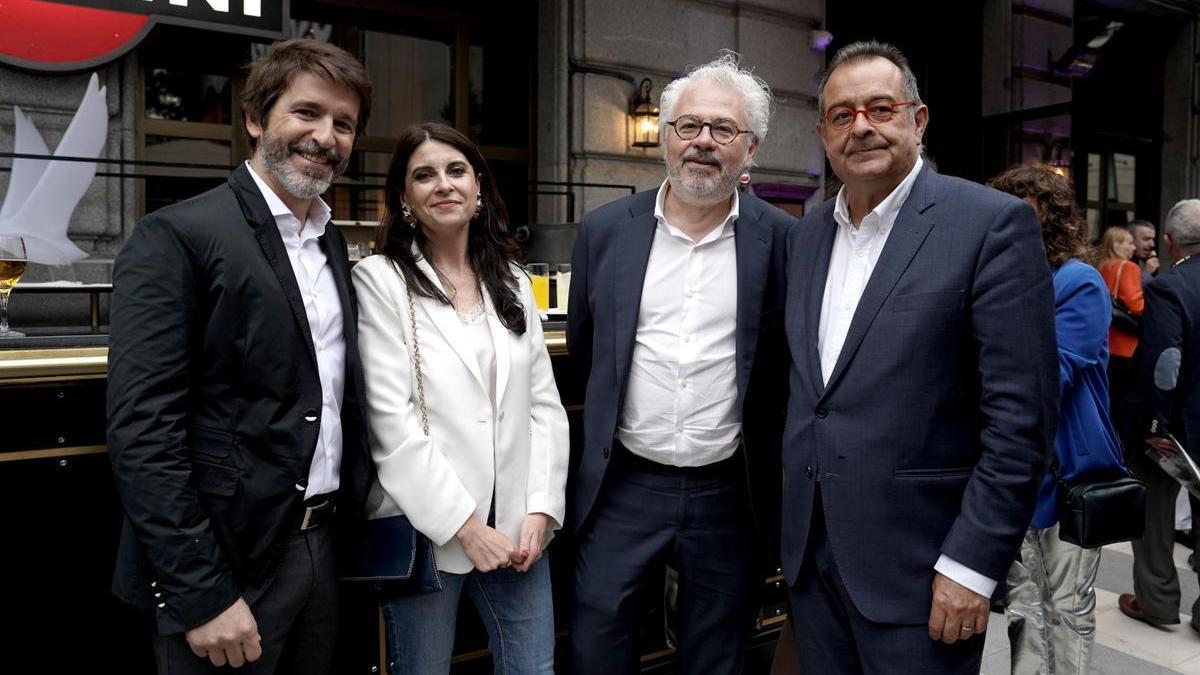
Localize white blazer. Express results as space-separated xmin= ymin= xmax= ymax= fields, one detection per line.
xmin=351 ymin=253 xmax=569 ymax=574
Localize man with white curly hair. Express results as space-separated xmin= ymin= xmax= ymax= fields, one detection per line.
xmin=567 ymin=52 xmax=794 ymax=673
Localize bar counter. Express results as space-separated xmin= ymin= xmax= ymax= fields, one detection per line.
xmin=0 ymin=324 xmax=784 ymax=673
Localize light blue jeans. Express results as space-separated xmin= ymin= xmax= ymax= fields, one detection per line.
xmin=381 ymin=555 xmax=555 ymax=674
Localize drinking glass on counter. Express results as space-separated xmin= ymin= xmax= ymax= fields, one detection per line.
xmin=528 ymin=262 xmax=550 ymax=311
xmin=0 ymin=236 xmax=27 ymax=337
xmin=556 ymin=263 xmax=571 ymax=311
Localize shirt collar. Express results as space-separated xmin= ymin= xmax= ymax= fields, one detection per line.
xmin=244 ymin=160 xmax=332 ymax=238
xmin=833 ymin=155 xmax=924 ymax=236
xmin=653 ymin=178 xmax=739 ymax=243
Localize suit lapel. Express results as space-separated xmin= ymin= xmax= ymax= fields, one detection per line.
xmin=318 ymin=228 xmax=355 ymax=342
xmin=228 ymin=165 xmax=318 ymax=369
xmin=821 ymin=168 xmax=938 ymax=398
xmin=613 ymin=203 xmax=658 ymax=397
xmin=806 ymin=205 xmax=837 ymax=399
xmin=734 ymin=198 xmax=771 ymax=403
xmin=413 ymin=256 xmax=489 ymax=394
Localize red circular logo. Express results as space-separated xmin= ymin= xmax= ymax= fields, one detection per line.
xmin=0 ymin=0 xmax=151 ymax=70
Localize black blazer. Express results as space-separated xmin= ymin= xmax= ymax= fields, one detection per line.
xmin=106 ymin=164 xmax=372 ymax=634
xmin=781 ymin=166 xmax=1058 ymax=624
xmin=1136 ymin=255 xmax=1200 ymax=454
xmin=566 ymin=189 xmax=793 ymax=539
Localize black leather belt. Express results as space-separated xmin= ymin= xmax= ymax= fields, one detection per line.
xmin=299 ymin=492 xmax=337 ymax=531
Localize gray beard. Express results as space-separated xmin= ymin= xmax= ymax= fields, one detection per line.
xmin=667 ymin=156 xmax=748 ymax=206
xmin=259 ymin=134 xmax=345 ymax=200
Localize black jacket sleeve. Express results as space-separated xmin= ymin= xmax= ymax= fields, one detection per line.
xmin=106 ymin=215 xmax=240 ymax=630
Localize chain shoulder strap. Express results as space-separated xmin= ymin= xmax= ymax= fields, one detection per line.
xmin=393 ymin=261 xmax=430 ymax=437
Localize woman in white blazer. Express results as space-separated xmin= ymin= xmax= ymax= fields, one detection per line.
xmin=351 ymin=122 xmax=568 ymax=674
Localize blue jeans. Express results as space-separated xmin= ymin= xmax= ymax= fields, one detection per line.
xmin=381 ymin=555 xmax=554 ymax=674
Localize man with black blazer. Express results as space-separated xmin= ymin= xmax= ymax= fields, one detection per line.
xmin=782 ymin=41 xmax=1058 ymax=673
xmin=567 ymin=52 xmax=793 ymax=674
xmin=106 ymin=40 xmax=373 ymax=674
xmin=1119 ymin=199 xmax=1200 ymax=631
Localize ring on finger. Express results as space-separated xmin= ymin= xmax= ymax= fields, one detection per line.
xmin=959 ymin=626 xmax=973 ymax=634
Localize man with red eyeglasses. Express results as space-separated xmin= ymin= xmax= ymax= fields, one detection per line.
xmin=779 ymin=41 xmax=1058 ymax=673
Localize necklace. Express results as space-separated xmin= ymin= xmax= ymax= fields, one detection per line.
xmin=456 ymin=301 xmax=485 ymax=324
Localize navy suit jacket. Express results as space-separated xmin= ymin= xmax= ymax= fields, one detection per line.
xmin=781 ymin=166 xmax=1058 ymax=624
xmin=1135 ymin=255 xmax=1200 ymax=455
xmin=566 ymin=188 xmax=794 ymax=542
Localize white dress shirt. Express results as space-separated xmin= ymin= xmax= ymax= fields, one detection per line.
xmin=246 ymin=162 xmax=345 ymax=499
xmin=615 ymin=180 xmax=741 ymax=467
xmin=819 ymin=157 xmax=997 ymax=598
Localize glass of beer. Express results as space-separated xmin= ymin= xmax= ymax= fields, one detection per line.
xmin=0 ymin=236 xmax=27 ymax=337
xmin=528 ymin=263 xmax=550 ymax=311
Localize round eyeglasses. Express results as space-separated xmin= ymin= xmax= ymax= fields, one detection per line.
xmin=820 ymin=100 xmax=917 ymax=131
xmin=666 ymin=115 xmax=755 ymax=145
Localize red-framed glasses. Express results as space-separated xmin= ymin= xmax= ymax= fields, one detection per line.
xmin=820 ymin=101 xmax=918 ymax=130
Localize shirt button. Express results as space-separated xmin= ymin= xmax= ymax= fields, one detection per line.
xmin=683 ymin=336 xmax=691 ymax=343
xmin=676 ymin=425 xmax=683 ymax=432
xmin=681 ymin=381 xmax=688 ymax=389
xmin=686 ymin=290 xmax=694 ymax=298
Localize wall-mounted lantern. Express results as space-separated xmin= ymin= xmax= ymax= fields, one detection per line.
xmin=1045 ymin=143 xmax=1071 ymax=179
xmin=630 ymin=78 xmax=660 ymax=148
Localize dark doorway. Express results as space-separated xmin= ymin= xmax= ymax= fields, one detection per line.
xmin=824 ymin=2 xmax=987 ymax=182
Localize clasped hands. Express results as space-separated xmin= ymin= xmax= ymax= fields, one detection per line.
xmin=456 ymin=513 xmax=551 ymax=573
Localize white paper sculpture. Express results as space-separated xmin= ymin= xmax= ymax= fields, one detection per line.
xmin=0 ymin=73 xmax=108 ymax=265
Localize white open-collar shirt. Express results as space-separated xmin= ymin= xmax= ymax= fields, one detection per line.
xmin=615 ymin=180 xmax=741 ymax=467
xmin=247 ymin=162 xmax=345 ymax=499
xmin=820 ymin=157 xmax=997 ymax=598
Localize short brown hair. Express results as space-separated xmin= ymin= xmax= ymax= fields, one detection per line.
xmin=241 ymin=39 xmax=372 ymax=148
xmin=988 ymin=165 xmax=1090 ymax=268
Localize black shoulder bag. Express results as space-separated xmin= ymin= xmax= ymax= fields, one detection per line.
xmin=1054 ymin=459 xmax=1146 ymax=548
xmin=1109 ymin=262 xmax=1140 ymax=335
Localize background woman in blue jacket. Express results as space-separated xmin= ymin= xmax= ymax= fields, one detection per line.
xmin=989 ymin=165 xmax=1129 ymax=675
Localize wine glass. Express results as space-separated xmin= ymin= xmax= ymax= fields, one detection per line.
xmin=0 ymin=236 xmax=28 ymax=337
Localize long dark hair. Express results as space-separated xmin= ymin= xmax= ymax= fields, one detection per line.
xmin=987 ymin=165 xmax=1091 ymax=268
xmin=375 ymin=122 xmax=525 ymax=335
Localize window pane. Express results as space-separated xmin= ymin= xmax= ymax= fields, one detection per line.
xmin=1114 ymin=153 xmax=1136 ymax=204
xmin=362 ymin=29 xmax=454 ymax=138
xmin=142 ymin=26 xmax=247 ymax=124
xmin=1087 ymin=153 xmax=1100 ymax=201
xmin=1087 ymin=208 xmax=1100 ymax=240
xmin=468 ymin=12 xmax=532 ymax=147
xmin=144 ymin=136 xmax=230 ymax=213
xmin=144 ymin=136 xmax=231 ymax=175
xmin=360 ymin=27 xmax=454 ymax=184
xmin=488 ymin=158 xmax=530 ymax=228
